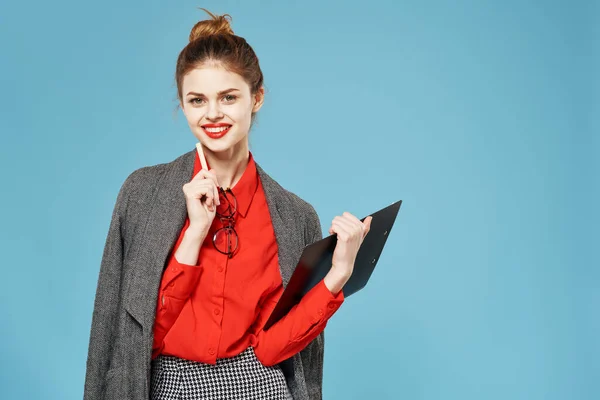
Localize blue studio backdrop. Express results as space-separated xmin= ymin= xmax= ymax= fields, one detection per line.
xmin=0 ymin=0 xmax=596 ymax=399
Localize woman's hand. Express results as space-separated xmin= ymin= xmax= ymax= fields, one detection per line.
xmin=182 ymin=169 xmax=220 ymax=239
xmin=324 ymin=212 xmax=372 ymax=294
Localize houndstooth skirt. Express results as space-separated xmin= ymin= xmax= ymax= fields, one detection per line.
xmin=150 ymin=346 xmax=293 ymax=400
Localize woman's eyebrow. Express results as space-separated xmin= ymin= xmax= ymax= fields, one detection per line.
xmin=186 ymin=88 xmax=240 ymax=96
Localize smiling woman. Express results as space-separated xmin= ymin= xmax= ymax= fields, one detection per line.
xmin=83 ymin=7 xmax=372 ymax=400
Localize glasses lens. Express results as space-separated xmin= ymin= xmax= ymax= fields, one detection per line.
xmin=213 ymin=226 xmax=238 ymax=255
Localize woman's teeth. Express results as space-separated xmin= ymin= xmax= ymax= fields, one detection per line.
xmin=205 ymin=126 xmax=230 ymax=132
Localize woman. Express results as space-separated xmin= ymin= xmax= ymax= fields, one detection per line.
xmin=83 ymin=9 xmax=372 ymax=400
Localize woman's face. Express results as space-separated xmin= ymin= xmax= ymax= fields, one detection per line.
xmin=180 ymin=64 xmax=264 ymax=156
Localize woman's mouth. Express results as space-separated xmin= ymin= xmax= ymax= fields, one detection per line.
xmin=202 ymin=125 xmax=232 ymax=139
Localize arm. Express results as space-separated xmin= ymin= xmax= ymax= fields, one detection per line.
xmin=251 ymin=276 xmax=344 ymax=367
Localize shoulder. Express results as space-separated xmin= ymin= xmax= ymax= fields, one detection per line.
xmin=118 ymin=150 xmax=191 ymax=200
xmin=283 ymin=189 xmax=320 ymax=229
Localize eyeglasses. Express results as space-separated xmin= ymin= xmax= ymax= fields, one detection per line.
xmin=213 ymin=187 xmax=238 ymax=258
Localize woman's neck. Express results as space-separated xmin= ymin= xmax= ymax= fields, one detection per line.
xmin=203 ymin=144 xmax=250 ymax=189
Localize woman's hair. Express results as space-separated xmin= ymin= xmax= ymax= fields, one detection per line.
xmin=175 ymin=8 xmax=264 ymax=121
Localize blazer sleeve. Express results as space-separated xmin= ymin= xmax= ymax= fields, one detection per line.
xmin=83 ymin=172 xmax=133 ymax=400
xmin=300 ymin=204 xmax=328 ymax=400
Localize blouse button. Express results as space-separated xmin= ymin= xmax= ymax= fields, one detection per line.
xmin=328 ymin=303 xmax=336 ymax=309
xmin=209 ymin=347 xmax=216 ymax=355
xmin=218 ymin=266 xmax=224 ymax=273
xmin=214 ymin=308 xmax=220 ymax=315
xmin=318 ymin=309 xmax=324 ymax=317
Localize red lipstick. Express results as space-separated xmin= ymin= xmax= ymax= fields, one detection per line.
xmin=202 ymin=123 xmax=232 ymax=139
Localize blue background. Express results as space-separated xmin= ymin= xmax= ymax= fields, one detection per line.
xmin=0 ymin=0 xmax=597 ymax=399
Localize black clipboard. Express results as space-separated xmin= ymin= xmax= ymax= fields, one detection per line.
xmin=263 ymin=200 xmax=402 ymax=331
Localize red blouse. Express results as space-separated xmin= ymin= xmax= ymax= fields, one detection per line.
xmin=151 ymin=151 xmax=345 ymax=367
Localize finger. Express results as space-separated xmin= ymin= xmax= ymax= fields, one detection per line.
xmin=334 ymin=215 xmax=363 ymax=238
xmin=340 ymin=212 xmax=366 ymax=234
xmin=332 ymin=216 xmax=354 ymax=234
xmin=342 ymin=211 xmax=363 ymax=225
xmin=196 ymin=187 xmax=215 ymax=207
xmin=192 ymin=169 xmax=220 ymax=190
xmin=187 ymin=180 xmax=218 ymax=197
xmin=330 ymin=221 xmax=351 ymax=242
xmin=191 ymin=169 xmax=209 ymax=181
xmin=362 ymin=216 xmax=373 ymax=238
xmin=328 ymin=223 xmax=336 ymax=235
xmin=189 ymin=173 xmax=220 ymax=206
xmin=204 ymin=169 xmax=220 ymax=206
xmin=328 ymin=221 xmax=346 ymax=236
xmin=205 ymin=186 xmax=217 ymax=209
xmin=186 ymin=182 xmax=215 ymax=207
xmin=353 ymin=215 xmax=370 ymax=238
xmin=207 ymin=169 xmax=220 ymax=189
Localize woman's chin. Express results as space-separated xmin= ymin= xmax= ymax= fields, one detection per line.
xmin=201 ymin=139 xmax=243 ymax=155
xmin=197 ymin=133 xmax=247 ymax=155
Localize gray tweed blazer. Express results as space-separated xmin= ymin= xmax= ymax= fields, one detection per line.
xmin=83 ymin=148 xmax=326 ymax=400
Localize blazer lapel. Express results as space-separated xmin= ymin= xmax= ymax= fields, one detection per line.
xmin=124 ymin=150 xmax=194 ymax=334
xmin=256 ymin=163 xmax=305 ymax=288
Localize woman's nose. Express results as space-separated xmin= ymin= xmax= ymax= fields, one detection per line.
xmin=206 ymin=101 xmax=223 ymax=120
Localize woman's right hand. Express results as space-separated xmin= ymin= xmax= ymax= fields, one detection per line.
xmin=182 ymin=169 xmax=220 ymax=239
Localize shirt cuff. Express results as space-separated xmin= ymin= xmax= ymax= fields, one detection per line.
xmin=300 ymin=278 xmax=345 ymax=325
xmin=159 ymin=256 xmax=203 ymax=298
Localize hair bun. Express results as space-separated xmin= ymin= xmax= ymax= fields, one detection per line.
xmin=189 ymin=8 xmax=234 ymax=42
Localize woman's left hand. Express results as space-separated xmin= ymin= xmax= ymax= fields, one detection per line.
xmin=326 ymin=212 xmax=373 ymax=289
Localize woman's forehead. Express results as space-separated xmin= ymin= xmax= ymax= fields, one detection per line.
xmin=182 ymin=66 xmax=249 ymax=94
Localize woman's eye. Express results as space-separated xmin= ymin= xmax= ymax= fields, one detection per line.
xmin=189 ymin=96 xmax=235 ymax=105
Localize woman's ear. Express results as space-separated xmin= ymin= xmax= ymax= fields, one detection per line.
xmin=252 ymin=87 xmax=265 ymax=113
